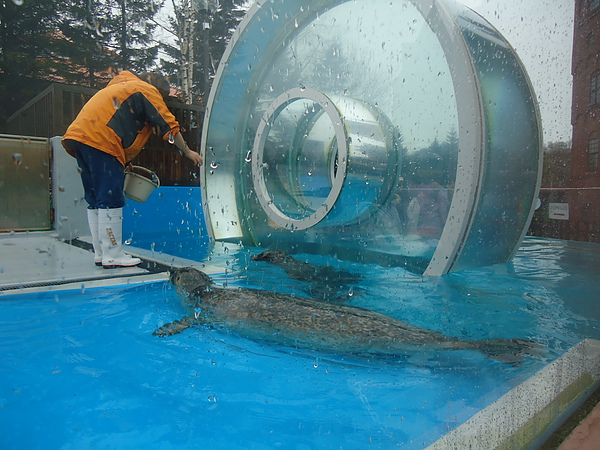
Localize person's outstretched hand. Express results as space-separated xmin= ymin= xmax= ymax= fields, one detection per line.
xmin=184 ymin=148 xmax=203 ymax=166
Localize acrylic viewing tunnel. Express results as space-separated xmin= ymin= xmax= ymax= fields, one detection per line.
xmin=200 ymin=0 xmax=542 ymax=276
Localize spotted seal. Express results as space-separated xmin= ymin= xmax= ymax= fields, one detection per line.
xmin=154 ymin=267 xmax=541 ymax=364
xmin=251 ymin=249 xmax=362 ymax=302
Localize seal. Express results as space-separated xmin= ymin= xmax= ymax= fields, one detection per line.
xmin=154 ymin=267 xmax=542 ymax=364
xmin=251 ymin=249 xmax=362 ymax=302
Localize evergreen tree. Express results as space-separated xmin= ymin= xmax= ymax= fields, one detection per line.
xmin=0 ymin=0 xmax=162 ymax=88
xmin=108 ymin=0 xmax=163 ymax=72
xmin=56 ymin=0 xmax=117 ymax=87
xmin=542 ymin=141 xmax=571 ymax=188
xmin=160 ymin=0 xmax=247 ymax=104
xmin=0 ymin=0 xmax=62 ymax=78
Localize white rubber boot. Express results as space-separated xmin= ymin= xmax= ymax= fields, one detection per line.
xmin=86 ymin=209 xmax=103 ymax=266
xmin=98 ymin=208 xmax=141 ymax=269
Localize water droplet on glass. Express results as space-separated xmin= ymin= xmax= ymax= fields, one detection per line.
xmin=124 ymin=238 xmax=132 ymax=245
xmin=168 ymin=133 xmax=175 ymax=144
xmin=245 ymin=151 xmax=252 ymax=162
xmin=58 ymin=186 xmax=65 ymax=192
xmin=12 ymin=0 xmax=24 ymax=5
xmin=112 ymin=97 xmax=121 ymax=109
xmin=12 ymin=153 xmax=23 ymax=166
xmin=210 ymin=161 xmax=221 ymax=169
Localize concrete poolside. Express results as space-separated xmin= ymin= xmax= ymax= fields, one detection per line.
xmin=0 ymin=231 xmax=226 ymax=294
xmin=1 ymin=231 xmax=599 ymax=449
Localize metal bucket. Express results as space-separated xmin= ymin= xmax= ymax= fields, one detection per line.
xmin=124 ymin=166 xmax=160 ymax=203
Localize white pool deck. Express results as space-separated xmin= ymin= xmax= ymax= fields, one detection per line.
xmin=1 ymin=231 xmax=600 ymax=449
xmin=0 ymin=231 xmax=224 ymax=294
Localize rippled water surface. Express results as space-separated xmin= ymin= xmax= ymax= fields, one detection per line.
xmin=1 ymin=237 xmax=599 ymax=449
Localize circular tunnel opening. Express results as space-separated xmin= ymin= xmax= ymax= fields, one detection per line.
xmin=252 ymin=88 xmax=348 ymax=230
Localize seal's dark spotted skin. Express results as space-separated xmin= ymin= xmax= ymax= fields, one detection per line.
xmin=155 ymin=267 xmax=542 ymax=364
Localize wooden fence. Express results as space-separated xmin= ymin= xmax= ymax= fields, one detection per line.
xmin=3 ymin=83 xmax=204 ymax=186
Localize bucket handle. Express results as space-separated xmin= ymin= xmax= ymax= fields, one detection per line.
xmin=126 ymin=165 xmax=160 ymax=187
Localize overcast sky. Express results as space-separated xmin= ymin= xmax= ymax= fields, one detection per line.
xmin=459 ymin=0 xmax=575 ymax=144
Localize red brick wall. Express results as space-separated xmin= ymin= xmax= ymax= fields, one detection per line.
xmin=569 ymin=0 xmax=600 ymax=240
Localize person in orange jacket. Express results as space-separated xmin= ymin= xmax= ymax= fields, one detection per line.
xmin=62 ymin=70 xmax=203 ymax=269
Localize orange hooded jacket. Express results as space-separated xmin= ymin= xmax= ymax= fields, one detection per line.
xmin=62 ymin=71 xmax=180 ymax=166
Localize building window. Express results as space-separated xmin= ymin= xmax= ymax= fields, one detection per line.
xmin=591 ymin=72 xmax=600 ymax=106
xmin=592 ymin=0 xmax=600 ymax=12
xmin=589 ymin=138 xmax=599 ymax=171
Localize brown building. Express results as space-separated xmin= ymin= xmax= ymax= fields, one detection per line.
xmin=570 ymin=0 xmax=600 ymax=242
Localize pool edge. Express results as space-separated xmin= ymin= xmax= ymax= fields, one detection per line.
xmin=427 ymin=338 xmax=600 ymax=449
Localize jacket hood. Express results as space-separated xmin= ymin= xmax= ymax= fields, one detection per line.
xmin=107 ymin=70 xmax=140 ymax=86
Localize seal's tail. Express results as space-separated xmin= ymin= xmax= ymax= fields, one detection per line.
xmin=474 ymin=338 xmax=545 ymax=364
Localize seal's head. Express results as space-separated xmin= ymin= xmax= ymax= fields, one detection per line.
xmin=251 ymin=249 xmax=293 ymax=263
xmin=170 ymin=267 xmax=214 ymax=295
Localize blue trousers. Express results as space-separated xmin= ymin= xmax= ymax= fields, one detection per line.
xmin=70 ymin=141 xmax=126 ymax=209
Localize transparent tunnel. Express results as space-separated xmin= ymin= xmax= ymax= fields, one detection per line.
xmin=200 ymin=0 xmax=542 ymax=276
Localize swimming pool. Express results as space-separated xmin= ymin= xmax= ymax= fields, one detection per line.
xmin=1 ymin=237 xmax=599 ymax=449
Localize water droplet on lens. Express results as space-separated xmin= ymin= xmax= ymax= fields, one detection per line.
xmin=12 ymin=153 xmax=23 ymax=166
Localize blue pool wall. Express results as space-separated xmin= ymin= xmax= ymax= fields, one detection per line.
xmin=122 ymin=186 xmax=210 ymax=256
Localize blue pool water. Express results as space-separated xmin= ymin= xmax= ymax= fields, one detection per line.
xmin=1 ymin=237 xmax=600 ymax=449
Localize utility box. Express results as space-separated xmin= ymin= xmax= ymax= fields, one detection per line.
xmin=0 ymin=134 xmax=51 ymax=232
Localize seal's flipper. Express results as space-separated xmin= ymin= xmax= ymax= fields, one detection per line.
xmin=153 ymin=316 xmax=195 ymax=337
